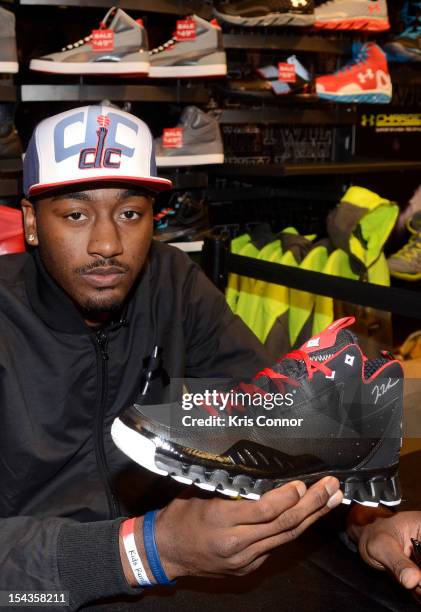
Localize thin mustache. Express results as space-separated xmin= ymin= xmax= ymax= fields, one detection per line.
xmin=76 ymin=260 xmax=129 ymax=274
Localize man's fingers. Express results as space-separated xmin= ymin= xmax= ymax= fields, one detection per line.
xmin=363 ymin=532 xmax=421 ymax=590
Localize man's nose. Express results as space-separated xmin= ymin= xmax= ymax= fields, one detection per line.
xmin=87 ymin=218 xmax=123 ymax=259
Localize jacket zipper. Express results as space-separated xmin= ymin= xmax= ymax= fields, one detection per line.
xmin=94 ymin=330 xmax=120 ymax=518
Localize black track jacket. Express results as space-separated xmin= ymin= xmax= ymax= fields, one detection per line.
xmin=0 ymin=241 xmax=270 ymax=610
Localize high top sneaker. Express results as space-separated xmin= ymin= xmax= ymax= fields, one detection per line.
xmin=29 ymin=7 xmax=149 ymax=75
xmin=154 ymin=191 xmax=208 ymax=242
xmin=213 ymin=0 xmax=315 ymax=27
xmin=155 ymin=106 xmax=224 ymax=167
xmin=257 ymin=56 xmax=311 ymax=95
xmin=0 ymin=7 xmax=18 ymax=73
xmin=111 ymin=317 xmax=404 ymax=507
xmin=314 ymin=0 xmax=390 ymax=31
xmin=316 ymin=43 xmax=392 ymax=104
xmin=388 ymin=212 xmax=421 ymax=281
xmin=149 ymin=15 xmax=227 ymax=78
xmin=385 ymin=1 xmax=421 ymax=62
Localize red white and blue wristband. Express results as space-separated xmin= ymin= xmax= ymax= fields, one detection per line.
xmin=121 ymin=518 xmax=152 ymax=587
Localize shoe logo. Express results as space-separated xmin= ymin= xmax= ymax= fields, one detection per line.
xmin=372 ymin=377 xmax=400 ymax=405
xmin=54 ymin=107 xmax=137 ymax=166
xmin=368 ymin=1 xmax=380 ymax=14
xmin=357 ymin=69 xmax=374 ymax=84
xmin=325 ymin=370 xmax=336 ymax=380
xmin=376 ymin=70 xmax=391 ymax=89
xmin=345 ymin=354 xmax=355 ymax=367
xmin=291 ymin=0 xmax=308 ymax=6
xmin=307 ymin=337 xmax=320 ymax=348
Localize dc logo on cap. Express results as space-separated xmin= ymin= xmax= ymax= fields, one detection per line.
xmin=53 ymin=107 xmax=139 ymax=170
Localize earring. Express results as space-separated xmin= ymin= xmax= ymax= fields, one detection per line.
xmin=28 ymin=234 xmax=35 ymax=242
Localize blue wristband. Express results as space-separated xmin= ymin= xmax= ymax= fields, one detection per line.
xmin=143 ymin=510 xmax=176 ymax=586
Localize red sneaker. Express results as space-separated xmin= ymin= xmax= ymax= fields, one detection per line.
xmin=316 ymin=43 xmax=392 ymax=104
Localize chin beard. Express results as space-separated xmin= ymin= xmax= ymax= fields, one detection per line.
xmin=79 ymin=295 xmax=123 ymax=316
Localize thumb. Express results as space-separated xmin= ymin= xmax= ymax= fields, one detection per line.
xmin=365 ymin=533 xmax=421 ymax=590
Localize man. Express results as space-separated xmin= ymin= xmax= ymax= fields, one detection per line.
xmin=0 ymin=105 xmax=343 ymax=610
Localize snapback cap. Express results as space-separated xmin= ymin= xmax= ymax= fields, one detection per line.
xmin=23 ymin=105 xmax=172 ymax=198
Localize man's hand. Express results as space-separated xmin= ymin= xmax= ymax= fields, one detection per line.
xmin=348 ymin=510 xmax=421 ymax=595
xmin=120 ymin=477 xmax=342 ymax=586
xmin=155 ymin=476 xmax=342 ymax=580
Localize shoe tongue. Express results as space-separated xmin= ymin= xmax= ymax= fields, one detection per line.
xmin=408 ymin=211 xmax=421 ymax=234
xmin=300 ymin=317 xmax=358 ymax=359
xmin=180 ymin=106 xmax=200 ymax=127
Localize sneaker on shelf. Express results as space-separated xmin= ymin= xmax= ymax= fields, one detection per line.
xmin=314 ymin=0 xmax=390 ymax=31
xmin=149 ymin=15 xmax=227 ymax=78
xmin=213 ymin=0 xmax=315 ymax=27
xmin=388 ymin=212 xmax=421 ymax=281
xmin=29 ymin=7 xmax=149 ymax=75
xmin=385 ymin=1 xmax=421 ymax=62
xmin=154 ymin=191 xmax=208 ymax=242
xmin=0 ymin=122 xmax=22 ymax=161
xmin=112 ymin=317 xmax=404 ymax=507
xmin=0 ymin=7 xmax=18 ymax=73
xmin=155 ymin=106 xmax=224 ymax=167
xmin=316 ymin=43 xmax=392 ymax=104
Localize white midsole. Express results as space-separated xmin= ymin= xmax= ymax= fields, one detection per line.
xmin=0 ymin=61 xmax=18 ymax=73
xmin=149 ymin=64 xmax=227 ymax=78
xmin=317 ymin=84 xmax=392 ymax=96
xmin=111 ymin=417 xmax=168 ymax=476
xmin=29 ymin=59 xmax=150 ymax=74
xmin=156 ymin=153 xmax=224 ymax=167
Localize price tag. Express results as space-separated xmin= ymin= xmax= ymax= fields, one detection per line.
xmin=175 ymin=19 xmax=196 ymax=41
xmin=278 ymin=62 xmax=296 ymax=83
xmin=91 ymin=29 xmax=114 ymax=52
xmin=162 ymin=128 xmax=183 ymax=149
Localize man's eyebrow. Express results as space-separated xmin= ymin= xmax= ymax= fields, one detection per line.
xmin=51 ymin=192 xmax=93 ymax=202
xmin=117 ymin=189 xmax=153 ymax=200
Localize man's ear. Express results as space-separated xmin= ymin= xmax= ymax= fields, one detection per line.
xmin=21 ymin=198 xmax=39 ymax=247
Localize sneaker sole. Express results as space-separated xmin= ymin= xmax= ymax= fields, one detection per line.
xmin=149 ymin=64 xmax=227 ymax=78
xmin=156 ymin=153 xmax=224 ymax=167
xmin=390 ymin=269 xmax=421 ymax=281
xmin=316 ymin=90 xmax=392 ymax=104
xmin=29 ymin=59 xmax=150 ymax=75
xmin=0 ymin=61 xmax=18 ymax=73
xmin=213 ymin=8 xmax=315 ymax=27
xmin=111 ymin=417 xmax=402 ymax=507
xmin=314 ymin=18 xmax=390 ymax=31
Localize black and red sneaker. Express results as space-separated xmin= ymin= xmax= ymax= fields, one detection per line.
xmin=111 ymin=318 xmax=403 ymax=507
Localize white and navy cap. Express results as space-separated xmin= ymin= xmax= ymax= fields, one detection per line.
xmin=23 ymin=105 xmax=172 ymax=198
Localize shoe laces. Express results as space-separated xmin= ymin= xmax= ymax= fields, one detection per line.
xmin=150 ymin=35 xmax=178 ymax=55
xmin=393 ymin=234 xmax=421 ymax=261
xmin=337 ymin=46 xmax=370 ymax=74
xmin=277 ymin=350 xmax=333 ymax=380
xmin=61 ymin=19 xmax=110 ymax=51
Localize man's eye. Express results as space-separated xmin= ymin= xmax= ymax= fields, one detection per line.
xmin=120 ymin=210 xmax=141 ymax=220
xmin=66 ymin=212 xmax=86 ymax=221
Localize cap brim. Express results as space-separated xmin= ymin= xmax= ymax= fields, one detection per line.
xmin=27 ymin=175 xmax=173 ymax=198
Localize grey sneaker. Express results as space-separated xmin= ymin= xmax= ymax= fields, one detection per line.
xmin=149 ymin=15 xmax=227 ymax=78
xmin=388 ymin=212 xmax=421 ymax=281
xmin=213 ymin=0 xmax=315 ymax=27
xmin=314 ymin=0 xmax=390 ymax=32
xmin=155 ymin=106 xmax=224 ymax=167
xmin=30 ymin=7 xmax=149 ymax=75
xmin=0 ymin=8 xmax=18 ymax=73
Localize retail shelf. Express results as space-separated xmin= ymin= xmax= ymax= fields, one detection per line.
xmin=20 ymin=84 xmax=210 ymax=103
xmin=223 ymin=33 xmax=351 ymax=55
xmin=0 ymin=179 xmax=21 ymax=197
xmin=19 ymin=0 xmax=211 ymax=16
xmin=168 ymin=240 xmax=204 ymax=252
xmin=0 ymin=159 xmax=23 ymax=173
xmin=205 ymin=160 xmax=421 ymax=177
xmin=0 ymin=84 xmax=17 ymax=102
xmin=159 ymin=171 xmax=208 ymax=190
xmin=219 ymin=107 xmax=357 ymax=125
xmin=390 ymin=67 xmax=421 ymax=86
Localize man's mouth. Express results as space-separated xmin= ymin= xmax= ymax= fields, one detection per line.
xmin=82 ymin=267 xmax=127 ymax=288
